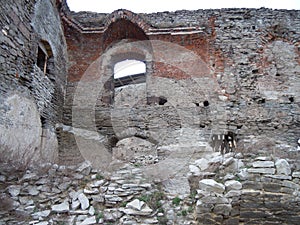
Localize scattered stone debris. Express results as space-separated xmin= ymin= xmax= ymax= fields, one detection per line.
xmin=0 ymin=152 xmax=300 ymax=224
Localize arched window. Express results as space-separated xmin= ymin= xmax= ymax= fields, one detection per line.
xmin=113 ymin=59 xmax=146 ymax=88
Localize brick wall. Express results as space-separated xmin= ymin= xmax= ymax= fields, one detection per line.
xmin=60 ymin=6 xmax=300 ymax=165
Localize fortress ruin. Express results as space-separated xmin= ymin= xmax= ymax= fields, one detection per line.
xmin=0 ymin=0 xmax=300 ymax=224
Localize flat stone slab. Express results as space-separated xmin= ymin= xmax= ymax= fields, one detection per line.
xmin=80 ymin=216 xmax=96 ymax=225
xmin=247 ymin=168 xmax=275 ymax=174
xmin=292 ymin=172 xmax=300 ymax=178
xmin=78 ymin=193 xmax=90 ymax=210
xmin=252 ymin=161 xmax=274 ymax=168
xmin=121 ymin=205 xmax=153 ymax=216
xmin=264 ymin=175 xmax=292 ymax=180
xmin=127 ymin=199 xmax=145 ymax=211
xmin=51 ymin=201 xmax=69 ymax=213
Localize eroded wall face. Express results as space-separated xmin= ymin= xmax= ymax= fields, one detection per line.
xmin=0 ymin=0 xmax=68 ymax=168
xmin=62 ymin=8 xmax=300 ymax=166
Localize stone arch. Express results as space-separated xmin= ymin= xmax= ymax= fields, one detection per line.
xmin=103 ymin=9 xmax=150 ymax=32
xmin=102 ymin=10 xmax=150 ymax=52
xmin=99 ymin=11 xmax=153 ymax=105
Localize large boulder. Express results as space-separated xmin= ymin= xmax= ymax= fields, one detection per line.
xmin=0 ymin=94 xmax=42 ymax=168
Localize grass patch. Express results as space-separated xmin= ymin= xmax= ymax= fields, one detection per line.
xmin=137 ymin=191 xmax=166 ymax=211
xmin=134 ymin=163 xmax=142 ymax=168
xmin=96 ymin=173 xmax=104 ymax=180
xmin=188 ymin=206 xmax=193 ymax=213
xmin=172 ymin=196 xmax=181 ymax=206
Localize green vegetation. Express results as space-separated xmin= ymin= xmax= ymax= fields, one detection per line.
xmin=157 ymin=216 xmax=168 ymax=225
xmin=181 ymin=209 xmax=187 ymax=216
xmin=189 ymin=190 xmax=197 ymax=200
xmin=137 ymin=191 xmax=166 ymax=211
xmin=187 ymin=206 xmax=193 ymax=213
xmin=172 ymin=196 xmax=181 ymax=206
xmin=134 ymin=163 xmax=142 ymax=168
xmin=96 ymin=211 xmax=103 ymax=223
xmin=120 ymin=201 xmax=127 ymax=207
xmin=96 ymin=173 xmax=104 ymax=180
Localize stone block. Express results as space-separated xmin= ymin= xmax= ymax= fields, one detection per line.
xmin=264 ymin=174 xmax=292 ymax=180
xmin=252 ymin=161 xmax=274 ymax=168
xmin=51 ymin=201 xmax=69 ymax=213
xmin=275 ymin=159 xmax=291 ymax=175
xmin=262 ymin=182 xmax=282 ymax=192
xmin=247 ymin=168 xmax=275 ymax=174
xmin=282 ymin=180 xmax=300 ymax=189
xmin=201 ymin=196 xmax=229 ymax=204
xmin=292 ymin=171 xmax=300 ymax=178
xmin=225 ymin=190 xmax=242 ymax=198
xmin=196 ymin=201 xmax=213 ymax=214
xmin=199 ymin=179 xmax=225 ymax=194
xmin=225 ymin=180 xmax=242 ymax=191
xmin=224 ymin=217 xmax=239 ymax=225
xmin=213 ymin=204 xmax=232 ymax=216
xmin=195 ymin=158 xmax=209 ymax=171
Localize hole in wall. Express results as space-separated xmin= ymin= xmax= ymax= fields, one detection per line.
xmin=200 ymin=124 xmax=205 ymax=128
xmin=37 ymin=47 xmax=47 ymax=73
xmin=210 ymin=131 xmax=237 ymax=154
xmin=109 ymin=136 xmax=119 ymax=148
xmin=194 ymin=103 xmax=200 ymax=107
xmin=147 ymin=96 xmax=167 ymax=106
xmin=203 ymin=100 xmax=209 ymax=107
xmin=289 ymin=97 xmax=294 ymax=103
xmin=158 ymin=97 xmax=167 ymax=105
xmin=40 ymin=116 xmax=47 ymax=128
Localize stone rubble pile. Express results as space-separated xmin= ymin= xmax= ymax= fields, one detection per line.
xmin=188 ymin=153 xmax=300 ymax=224
xmin=0 ymin=161 xmax=196 ymax=225
xmin=1 ymin=151 xmax=300 ymax=224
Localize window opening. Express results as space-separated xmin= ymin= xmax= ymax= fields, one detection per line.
xmin=114 ymin=59 xmax=146 ymax=88
xmin=36 ymin=41 xmax=53 ymax=76
xmin=37 ymin=46 xmax=47 ymax=74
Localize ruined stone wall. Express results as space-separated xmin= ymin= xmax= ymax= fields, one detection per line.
xmin=61 ymin=6 xmax=300 ymax=166
xmin=0 ymin=0 xmax=68 ymax=168
xmin=189 ymin=153 xmax=300 ymax=225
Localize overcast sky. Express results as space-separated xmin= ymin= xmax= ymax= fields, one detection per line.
xmin=67 ymin=0 xmax=300 ymax=13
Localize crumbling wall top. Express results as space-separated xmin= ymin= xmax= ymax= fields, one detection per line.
xmin=59 ymin=0 xmax=300 ymax=33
